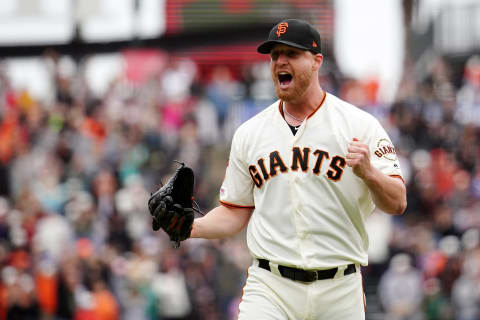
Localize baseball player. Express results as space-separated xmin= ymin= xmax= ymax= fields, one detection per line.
xmin=190 ymin=19 xmax=407 ymax=319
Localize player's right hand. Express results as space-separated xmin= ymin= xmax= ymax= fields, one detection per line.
xmin=346 ymin=138 xmax=373 ymax=180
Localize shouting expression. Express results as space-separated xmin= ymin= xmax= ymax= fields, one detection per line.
xmin=270 ymin=45 xmax=319 ymax=103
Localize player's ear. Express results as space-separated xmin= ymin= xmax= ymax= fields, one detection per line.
xmin=312 ymin=53 xmax=323 ymax=71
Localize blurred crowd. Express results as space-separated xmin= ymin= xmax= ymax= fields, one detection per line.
xmin=0 ymin=47 xmax=479 ymax=320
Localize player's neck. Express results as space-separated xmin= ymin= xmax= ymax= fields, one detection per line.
xmin=283 ymin=87 xmax=325 ymax=119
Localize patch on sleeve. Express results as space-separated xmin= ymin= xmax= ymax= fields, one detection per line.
xmin=374 ymin=138 xmax=397 ymax=161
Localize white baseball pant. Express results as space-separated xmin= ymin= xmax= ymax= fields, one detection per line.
xmin=237 ymin=261 xmax=365 ymax=320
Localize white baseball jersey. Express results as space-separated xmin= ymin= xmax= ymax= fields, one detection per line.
xmin=219 ymin=92 xmax=403 ymax=269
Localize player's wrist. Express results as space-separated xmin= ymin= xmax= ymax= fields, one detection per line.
xmin=358 ymin=166 xmax=376 ymax=183
xmin=190 ymin=219 xmax=200 ymax=238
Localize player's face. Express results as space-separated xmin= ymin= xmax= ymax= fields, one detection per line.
xmin=270 ymin=45 xmax=316 ymax=103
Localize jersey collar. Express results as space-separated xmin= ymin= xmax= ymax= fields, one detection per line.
xmin=277 ymin=91 xmax=327 ymax=121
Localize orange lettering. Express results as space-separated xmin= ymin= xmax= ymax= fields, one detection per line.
xmin=276 ymin=22 xmax=288 ymax=37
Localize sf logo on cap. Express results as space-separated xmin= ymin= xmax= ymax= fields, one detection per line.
xmin=276 ymin=22 xmax=288 ymax=37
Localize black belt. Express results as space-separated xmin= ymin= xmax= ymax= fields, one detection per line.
xmin=258 ymin=259 xmax=356 ymax=282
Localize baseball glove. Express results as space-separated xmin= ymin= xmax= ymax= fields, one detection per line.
xmin=148 ymin=161 xmax=199 ymax=247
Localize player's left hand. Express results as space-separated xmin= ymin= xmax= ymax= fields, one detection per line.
xmin=346 ymin=138 xmax=373 ymax=180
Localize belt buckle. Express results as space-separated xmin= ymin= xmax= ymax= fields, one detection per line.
xmin=306 ymin=270 xmax=318 ymax=282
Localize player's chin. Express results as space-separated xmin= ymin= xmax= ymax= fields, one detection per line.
xmin=275 ymin=86 xmax=295 ymax=101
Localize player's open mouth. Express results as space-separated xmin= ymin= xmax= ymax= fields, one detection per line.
xmin=278 ymin=72 xmax=293 ymax=89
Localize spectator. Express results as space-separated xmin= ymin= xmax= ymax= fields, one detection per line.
xmin=0 ymin=45 xmax=480 ymax=319
xmin=450 ymin=240 xmax=480 ymax=320
xmin=378 ymin=253 xmax=424 ymax=320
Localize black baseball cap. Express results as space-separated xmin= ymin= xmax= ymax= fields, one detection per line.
xmin=257 ymin=19 xmax=322 ymax=55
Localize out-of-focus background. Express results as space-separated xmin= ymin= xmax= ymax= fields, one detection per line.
xmin=0 ymin=0 xmax=479 ymax=319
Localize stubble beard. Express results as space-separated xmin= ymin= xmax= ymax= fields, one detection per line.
xmin=274 ymin=68 xmax=313 ymax=103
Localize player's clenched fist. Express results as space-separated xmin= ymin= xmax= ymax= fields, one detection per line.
xmin=346 ymin=138 xmax=372 ymax=180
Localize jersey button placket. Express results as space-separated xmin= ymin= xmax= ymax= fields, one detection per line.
xmin=289 ymin=150 xmax=303 ymax=256
xmin=290 ymin=174 xmax=301 ymax=213
xmin=292 ymin=164 xmax=310 ymax=267
xmin=292 ymin=169 xmax=312 ymax=264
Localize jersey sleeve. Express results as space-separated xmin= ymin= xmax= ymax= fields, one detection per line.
xmin=219 ymin=129 xmax=255 ymax=208
xmin=368 ymin=119 xmax=404 ymax=180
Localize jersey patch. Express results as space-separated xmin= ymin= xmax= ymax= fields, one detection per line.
xmin=374 ymin=138 xmax=397 ymax=161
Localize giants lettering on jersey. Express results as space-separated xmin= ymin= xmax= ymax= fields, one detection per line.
xmin=374 ymin=138 xmax=397 ymax=161
xmin=248 ymin=147 xmax=346 ymax=188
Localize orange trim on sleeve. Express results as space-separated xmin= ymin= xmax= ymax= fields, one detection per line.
xmin=219 ymin=200 xmax=255 ymax=209
xmin=389 ymin=175 xmax=405 ymax=184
